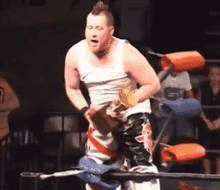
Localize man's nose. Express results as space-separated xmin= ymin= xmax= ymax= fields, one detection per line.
xmin=92 ymin=29 xmax=97 ymax=36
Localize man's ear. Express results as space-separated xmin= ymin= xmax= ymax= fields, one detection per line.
xmin=110 ymin=26 xmax=114 ymax=35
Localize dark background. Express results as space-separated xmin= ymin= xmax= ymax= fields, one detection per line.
xmin=0 ymin=0 xmax=218 ymax=120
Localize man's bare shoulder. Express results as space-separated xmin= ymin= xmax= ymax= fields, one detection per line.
xmin=67 ymin=39 xmax=86 ymax=56
xmin=123 ymin=42 xmax=145 ymax=61
xmin=181 ymin=71 xmax=190 ymax=76
xmin=177 ymin=71 xmax=190 ymax=79
xmin=65 ymin=39 xmax=86 ymax=67
xmin=122 ymin=41 xmax=148 ymax=70
xmin=123 ymin=41 xmax=136 ymax=55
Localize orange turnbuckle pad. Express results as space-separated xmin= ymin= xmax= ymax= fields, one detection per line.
xmin=161 ymin=51 xmax=205 ymax=72
xmin=161 ymin=143 xmax=206 ymax=163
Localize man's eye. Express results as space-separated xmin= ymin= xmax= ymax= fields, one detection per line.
xmin=97 ymin=27 xmax=103 ymax=31
xmin=87 ymin=26 xmax=92 ymax=29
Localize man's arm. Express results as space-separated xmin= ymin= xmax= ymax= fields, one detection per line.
xmin=64 ymin=48 xmax=89 ymax=112
xmin=123 ymin=43 xmax=161 ymax=103
xmin=183 ymin=72 xmax=194 ymax=99
xmin=151 ymin=91 xmax=162 ymax=117
xmin=151 ymin=70 xmax=165 ymax=117
xmin=184 ymin=90 xmax=194 ymax=99
xmin=197 ymin=87 xmax=217 ymax=130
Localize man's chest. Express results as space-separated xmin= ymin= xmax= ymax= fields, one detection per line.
xmin=88 ymin=54 xmax=114 ymax=67
xmin=161 ymin=77 xmax=186 ymax=100
xmin=163 ymin=76 xmax=186 ymax=88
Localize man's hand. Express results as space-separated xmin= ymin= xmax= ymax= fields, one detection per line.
xmin=118 ymin=88 xmax=136 ymax=108
xmin=204 ymin=119 xmax=218 ymax=131
xmin=84 ymin=107 xmax=97 ymax=129
xmin=106 ymin=100 xmax=127 ymax=122
xmin=212 ymin=118 xmax=220 ymax=130
xmin=84 ymin=105 xmax=121 ymax=134
xmin=153 ymin=111 xmax=162 ymax=118
xmin=106 ymin=87 xmax=136 ymax=122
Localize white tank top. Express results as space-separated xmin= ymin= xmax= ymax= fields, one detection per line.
xmin=76 ymin=37 xmax=151 ymax=117
xmin=75 ymin=37 xmax=151 ymax=163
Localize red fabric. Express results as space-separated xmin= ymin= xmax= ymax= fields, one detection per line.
xmin=87 ymin=128 xmax=121 ymax=161
xmin=135 ymin=122 xmax=153 ymax=154
xmin=178 ymin=181 xmax=201 ymax=190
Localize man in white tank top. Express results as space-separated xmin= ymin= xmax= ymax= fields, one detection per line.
xmin=64 ymin=1 xmax=161 ymax=190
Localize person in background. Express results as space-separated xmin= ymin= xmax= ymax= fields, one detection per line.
xmin=197 ymin=65 xmax=220 ymax=174
xmin=151 ymin=69 xmax=201 ymax=190
xmin=0 ymin=59 xmax=20 ymax=141
xmin=152 ymin=69 xmax=194 ymax=146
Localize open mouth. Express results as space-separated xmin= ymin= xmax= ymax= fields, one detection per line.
xmin=91 ymin=39 xmax=98 ymax=43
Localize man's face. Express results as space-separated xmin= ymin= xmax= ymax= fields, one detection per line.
xmin=208 ymin=67 xmax=220 ymax=85
xmin=85 ymin=13 xmax=114 ymax=54
xmin=170 ymin=70 xmax=180 ymax=77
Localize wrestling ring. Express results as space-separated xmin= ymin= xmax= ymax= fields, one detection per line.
xmin=14 ymin=51 xmax=220 ymax=189
xmin=19 ymin=102 xmax=220 ymax=190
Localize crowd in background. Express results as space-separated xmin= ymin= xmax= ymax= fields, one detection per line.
xmin=150 ymin=64 xmax=220 ymax=175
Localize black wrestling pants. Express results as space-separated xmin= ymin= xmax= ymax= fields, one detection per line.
xmin=115 ymin=112 xmax=153 ymax=167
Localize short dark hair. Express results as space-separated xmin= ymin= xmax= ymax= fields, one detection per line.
xmin=204 ymin=64 xmax=220 ymax=76
xmin=91 ymin=1 xmax=114 ymax=26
